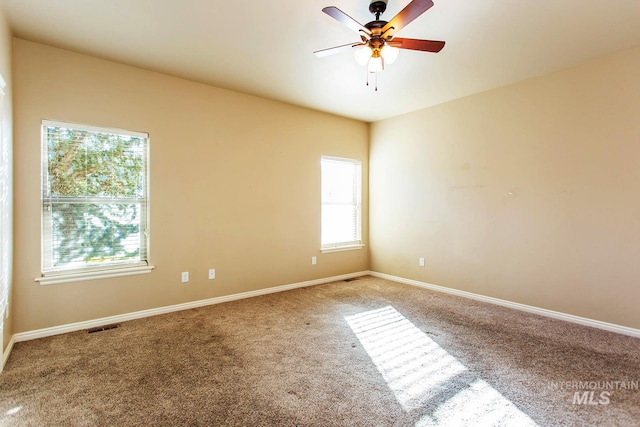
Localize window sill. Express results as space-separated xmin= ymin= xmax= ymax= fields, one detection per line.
xmin=321 ymin=244 xmax=365 ymax=253
xmin=35 ymin=265 xmax=155 ymax=285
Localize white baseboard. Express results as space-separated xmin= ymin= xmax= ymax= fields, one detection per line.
xmin=12 ymin=269 xmax=640 ymax=346
xmin=1 ymin=334 xmax=15 ymax=372
xmin=14 ymin=271 xmax=369 ymax=343
xmin=369 ymin=271 xmax=640 ymax=338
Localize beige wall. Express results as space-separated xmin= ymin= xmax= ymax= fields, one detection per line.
xmin=370 ymin=47 xmax=640 ymax=329
xmin=13 ymin=39 xmax=368 ymax=333
xmin=0 ymin=7 xmax=12 ymax=356
xmin=11 ymin=37 xmax=640 ymax=335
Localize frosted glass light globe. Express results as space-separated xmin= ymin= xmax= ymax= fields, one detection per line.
xmin=368 ymin=56 xmax=383 ymax=73
xmin=381 ymin=45 xmax=399 ymax=64
xmin=354 ymin=46 xmax=373 ymax=66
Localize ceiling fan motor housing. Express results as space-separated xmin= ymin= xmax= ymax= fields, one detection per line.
xmin=365 ymin=18 xmax=388 ymax=51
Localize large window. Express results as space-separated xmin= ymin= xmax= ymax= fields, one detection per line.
xmin=321 ymin=156 xmax=362 ymax=251
xmin=0 ymin=75 xmax=8 ymax=344
xmin=38 ymin=121 xmax=151 ymax=284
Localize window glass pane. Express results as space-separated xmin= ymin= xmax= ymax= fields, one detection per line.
xmin=48 ymin=202 xmax=143 ymax=270
xmin=321 ymin=161 xmax=357 ymax=203
xmin=321 ymin=205 xmax=357 ymax=245
xmin=45 ymin=126 xmax=145 ymax=199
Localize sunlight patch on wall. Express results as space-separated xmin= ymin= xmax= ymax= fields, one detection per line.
xmin=345 ymin=306 xmax=537 ymax=426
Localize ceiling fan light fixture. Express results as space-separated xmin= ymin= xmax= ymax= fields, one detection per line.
xmin=367 ymin=54 xmax=384 ymax=73
xmin=354 ymin=45 xmax=373 ymax=66
xmin=381 ymin=45 xmax=399 ymax=64
xmin=315 ymin=0 xmax=445 ymax=90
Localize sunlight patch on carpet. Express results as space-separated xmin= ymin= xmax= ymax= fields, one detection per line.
xmin=2 ymin=405 xmax=22 ymax=422
xmin=345 ymin=306 xmax=537 ymax=426
xmin=5 ymin=406 xmax=21 ymax=415
xmin=416 ymin=378 xmax=537 ymax=426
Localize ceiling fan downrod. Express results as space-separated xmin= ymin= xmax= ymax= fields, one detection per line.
xmin=369 ymin=0 xmax=388 ymax=20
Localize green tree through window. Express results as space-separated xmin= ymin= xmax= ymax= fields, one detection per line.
xmin=42 ymin=121 xmax=149 ymax=274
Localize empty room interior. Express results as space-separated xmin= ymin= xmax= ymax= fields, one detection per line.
xmin=0 ymin=0 xmax=639 ymax=426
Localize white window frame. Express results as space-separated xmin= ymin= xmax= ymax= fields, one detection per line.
xmin=36 ymin=120 xmax=153 ymax=285
xmin=321 ymin=155 xmax=363 ymax=252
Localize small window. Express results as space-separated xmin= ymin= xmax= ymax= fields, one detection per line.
xmin=39 ymin=120 xmax=151 ymax=283
xmin=321 ymin=156 xmax=362 ymax=251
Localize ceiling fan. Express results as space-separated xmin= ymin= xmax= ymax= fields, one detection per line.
xmin=314 ymin=0 xmax=445 ymax=90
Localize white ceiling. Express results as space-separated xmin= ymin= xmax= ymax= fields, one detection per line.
xmin=1 ymin=0 xmax=639 ymax=122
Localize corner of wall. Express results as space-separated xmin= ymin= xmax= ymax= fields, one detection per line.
xmin=0 ymin=4 xmax=14 ymax=359
xmin=1 ymin=333 xmax=15 ymax=372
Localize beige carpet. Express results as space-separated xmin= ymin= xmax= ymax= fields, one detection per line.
xmin=1 ymin=276 xmax=639 ymax=426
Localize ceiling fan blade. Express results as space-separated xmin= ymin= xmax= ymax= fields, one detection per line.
xmin=391 ymin=37 xmax=445 ymax=52
xmin=382 ymin=0 xmax=435 ymax=37
xmin=314 ymin=42 xmax=364 ymax=57
xmin=322 ymin=6 xmax=371 ymax=35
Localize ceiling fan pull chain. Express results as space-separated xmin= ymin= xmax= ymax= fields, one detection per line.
xmin=366 ymin=69 xmax=370 ymax=87
xmin=375 ymin=72 xmax=378 ymax=91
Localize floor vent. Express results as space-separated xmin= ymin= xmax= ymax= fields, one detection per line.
xmin=87 ymin=324 xmax=120 ymax=334
xmin=344 ymin=277 xmax=360 ymax=282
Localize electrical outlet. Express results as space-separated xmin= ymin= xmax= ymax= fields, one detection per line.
xmin=208 ymin=269 xmax=216 ymax=279
xmin=311 ymin=256 xmax=317 ymax=265
xmin=181 ymin=271 xmax=189 ymax=283
xmin=419 ymin=257 xmax=425 ymax=267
